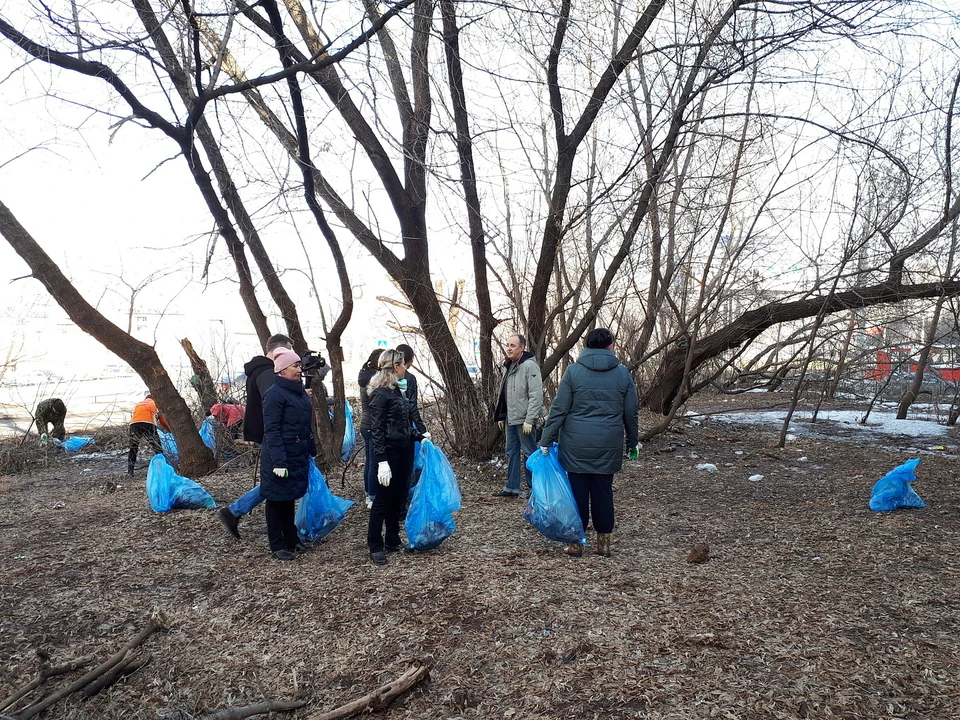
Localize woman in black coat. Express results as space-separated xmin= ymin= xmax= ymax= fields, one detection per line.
xmin=366 ymin=349 xmax=429 ymax=565
xmin=260 ymin=347 xmax=317 ymax=560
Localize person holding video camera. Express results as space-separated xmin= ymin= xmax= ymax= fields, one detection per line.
xmin=366 ymin=349 xmax=430 ymax=565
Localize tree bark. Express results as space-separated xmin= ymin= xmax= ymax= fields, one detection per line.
xmin=306 ymin=665 xmax=429 ymax=720
xmin=0 ymin=202 xmax=216 ymax=477
xmin=180 ymin=338 xmax=219 ymax=414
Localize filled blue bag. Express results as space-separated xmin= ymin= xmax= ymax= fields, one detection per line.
xmin=296 ymin=461 xmax=354 ymax=541
xmin=524 ymin=444 xmax=586 ymax=544
xmin=146 ymin=454 xmax=216 ymax=512
xmin=340 ymin=401 xmax=356 ymax=462
xmin=869 ymin=458 xmax=926 ymax=511
xmin=405 ymin=440 xmax=461 ymax=550
xmin=61 ymin=436 xmax=94 ymax=452
xmin=158 ymin=429 xmax=179 ymax=464
xmin=199 ymin=416 xmax=216 ymax=451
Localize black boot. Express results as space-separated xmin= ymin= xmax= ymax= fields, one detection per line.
xmin=218 ymin=507 xmax=241 ymax=540
xmin=127 ymin=460 xmax=135 ymax=476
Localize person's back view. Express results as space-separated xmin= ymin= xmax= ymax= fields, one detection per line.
xmin=219 ymin=333 xmax=293 ymax=540
xmin=128 ymin=393 xmax=168 ymax=475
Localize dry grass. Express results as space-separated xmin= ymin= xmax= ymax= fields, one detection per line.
xmin=1 ymin=396 xmax=960 ymax=719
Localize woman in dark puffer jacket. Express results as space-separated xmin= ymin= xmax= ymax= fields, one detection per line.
xmin=260 ymin=347 xmax=317 ymax=560
xmin=358 ymin=348 xmax=384 ymax=509
xmin=366 ymin=349 xmax=430 ymax=565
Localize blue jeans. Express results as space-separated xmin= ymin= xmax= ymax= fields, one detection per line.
xmin=361 ymin=429 xmax=378 ymax=499
xmin=229 ymin=485 xmax=264 ymax=517
xmin=504 ymin=423 xmax=536 ymax=492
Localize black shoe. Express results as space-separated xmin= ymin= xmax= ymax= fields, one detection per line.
xmin=292 ymin=542 xmax=310 ymax=553
xmin=272 ymin=549 xmax=296 ymax=561
xmin=370 ymin=551 xmax=388 ymax=565
xmin=127 ymin=463 xmax=135 ymax=477
xmin=492 ymin=489 xmax=520 ymax=498
xmin=218 ymin=507 xmax=241 ymax=540
xmin=385 ymin=542 xmax=411 ymax=553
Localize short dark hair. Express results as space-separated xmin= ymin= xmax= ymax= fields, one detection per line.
xmin=510 ymin=334 xmax=527 ymax=348
xmin=266 ymin=334 xmax=293 ymax=353
xmin=586 ymin=328 xmax=615 ymax=349
xmin=396 ymin=343 xmax=415 ymax=366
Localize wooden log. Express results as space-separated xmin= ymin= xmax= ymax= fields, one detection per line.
xmin=0 ymin=655 xmax=94 ymax=713
xmin=81 ymin=653 xmax=152 ymax=698
xmin=15 ymin=612 xmax=168 ymax=719
xmin=307 ymin=665 xmax=429 ymax=720
xmin=201 ymin=699 xmax=307 ymax=720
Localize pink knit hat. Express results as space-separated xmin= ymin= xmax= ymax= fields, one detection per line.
xmin=273 ymin=347 xmax=301 ymax=373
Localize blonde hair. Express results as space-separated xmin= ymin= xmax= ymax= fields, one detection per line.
xmin=370 ymin=349 xmax=404 ymax=390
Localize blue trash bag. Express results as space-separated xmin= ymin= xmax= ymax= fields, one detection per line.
xmin=199 ymin=416 xmax=216 ymax=451
xmin=869 ymin=458 xmax=926 ymax=511
xmin=524 ymin=444 xmax=587 ymax=544
xmin=340 ymin=401 xmax=356 ymax=462
xmin=405 ymin=440 xmax=461 ymax=550
xmin=146 ymin=454 xmax=216 ymax=512
xmin=61 ymin=436 xmax=94 ymax=452
xmin=158 ymin=429 xmax=179 ymax=464
xmin=296 ymin=461 xmax=354 ymax=542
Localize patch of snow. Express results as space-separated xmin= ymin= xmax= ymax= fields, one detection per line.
xmin=711 ymin=409 xmax=950 ymax=439
xmin=695 ymin=463 xmax=718 ymax=472
xmin=748 ymin=474 xmax=764 ymax=482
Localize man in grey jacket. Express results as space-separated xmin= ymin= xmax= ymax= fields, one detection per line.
xmin=492 ymin=334 xmax=544 ymax=497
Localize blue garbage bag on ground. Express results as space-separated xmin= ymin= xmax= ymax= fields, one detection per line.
xmin=524 ymin=444 xmax=586 ymax=544
xmin=869 ymin=458 xmax=926 ymax=511
xmin=296 ymin=461 xmax=354 ymax=542
xmin=61 ymin=436 xmax=94 ymax=452
xmin=146 ymin=454 xmax=216 ymax=512
xmin=199 ymin=416 xmax=216 ymax=451
xmin=340 ymin=401 xmax=356 ymax=462
xmin=405 ymin=440 xmax=461 ymax=550
xmin=158 ymin=429 xmax=179 ymax=464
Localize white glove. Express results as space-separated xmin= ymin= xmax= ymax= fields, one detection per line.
xmin=422 ymin=432 xmax=432 ymax=442
xmin=273 ymin=468 xmax=289 ymax=478
xmin=522 ymin=422 xmax=533 ymax=435
xmin=540 ymin=446 xmax=549 ymax=455
xmin=377 ymin=461 xmax=392 ymax=487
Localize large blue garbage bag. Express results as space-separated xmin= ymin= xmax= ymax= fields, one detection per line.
xmin=146 ymin=454 xmax=216 ymax=512
xmin=158 ymin=429 xmax=179 ymax=464
xmin=405 ymin=440 xmax=461 ymax=550
xmin=869 ymin=458 xmax=926 ymax=511
xmin=340 ymin=401 xmax=356 ymax=462
xmin=296 ymin=461 xmax=354 ymax=542
xmin=524 ymin=444 xmax=586 ymax=544
xmin=61 ymin=436 xmax=94 ymax=452
xmin=199 ymin=416 xmax=216 ymax=451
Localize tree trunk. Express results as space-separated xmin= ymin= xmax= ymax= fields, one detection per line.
xmin=0 ymin=201 xmax=216 ymax=477
xmin=180 ymin=338 xmax=219 ymax=414
xmin=642 ymin=279 xmax=960 ymax=414
xmin=896 ymin=296 xmax=945 ymax=419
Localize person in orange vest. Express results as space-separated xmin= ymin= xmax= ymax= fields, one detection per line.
xmin=128 ymin=392 xmax=170 ymax=476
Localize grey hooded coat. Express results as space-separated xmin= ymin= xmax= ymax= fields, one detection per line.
xmin=539 ymin=348 xmax=639 ymax=474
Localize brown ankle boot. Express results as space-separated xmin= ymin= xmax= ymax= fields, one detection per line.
xmin=596 ymin=533 xmax=611 ymax=557
xmin=564 ymin=543 xmax=583 ymax=557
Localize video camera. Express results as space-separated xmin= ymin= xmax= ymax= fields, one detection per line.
xmin=300 ymin=350 xmax=329 ymax=390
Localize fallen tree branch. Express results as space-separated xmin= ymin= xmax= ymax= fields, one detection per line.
xmin=15 ymin=611 xmax=168 ymax=719
xmin=201 ymin=699 xmax=307 ymax=720
xmin=0 ymin=654 xmax=95 ymax=713
xmin=307 ymin=665 xmax=429 ymax=720
xmin=81 ymin=653 xmax=152 ymax=698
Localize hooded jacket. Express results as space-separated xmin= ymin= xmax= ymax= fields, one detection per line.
xmin=259 ymin=375 xmax=317 ymax=501
xmin=539 ymin=348 xmax=639 ymax=474
xmin=494 ymin=351 xmax=544 ymax=426
xmin=242 ymin=355 xmax=275 ymax=443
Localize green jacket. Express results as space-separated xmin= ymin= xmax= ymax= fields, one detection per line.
xmin=497 ymin=353 xmax=544 ymax=426
xmin=540 ymin=348 xmax=639 ymax=474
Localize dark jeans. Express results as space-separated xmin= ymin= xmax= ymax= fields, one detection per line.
xmin=128 ymin=422 xmax=161 ymax=467
xmin=361 ymin=429 xmax=378 ymax=499
xmin=367 ymin=443 xmax=413 ymax=552
xmin=567 ymin=472 xmax=614 ymax=534
xmin=265 ymin=499 xmax=299 ymax=552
